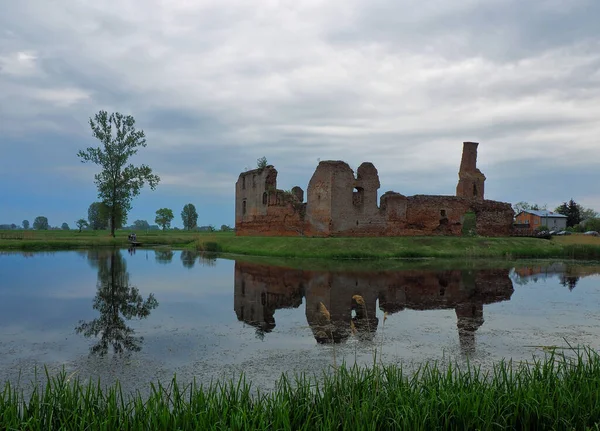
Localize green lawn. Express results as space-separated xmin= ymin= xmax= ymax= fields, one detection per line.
xmin=2 ymin=230 xmax=600 ymax=260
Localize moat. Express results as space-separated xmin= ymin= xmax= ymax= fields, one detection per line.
xmin=1 ymin=250 xmax=599 ymax=395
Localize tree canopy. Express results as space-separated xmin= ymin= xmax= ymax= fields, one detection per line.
xmin=76 ymin=218 xmax=89 ymax=232
xmin=181 ymin=203 xmax=198 ymax=231
xmin=22 ymin=220 xmax=29 ymax=230
xmin=155 ymin=208 xmax=174 ymax=230
xmin=61 ymin=222 xmax=70 ymax=230
xmin=555 ymin=199 xmax=582 ymax=228
xmin=132 ymin=219 xmax=150 ymax=230
xmin=33 ymin=216 xmax=48 ymax=230
xmin=78 ymin=111 xmax=160 ymax=237
xmin=88 ymin=202 xmax=109 ymax=230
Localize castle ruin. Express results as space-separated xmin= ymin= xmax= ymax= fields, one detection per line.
xmin=235 ymin=142 xmax=514 ymax=237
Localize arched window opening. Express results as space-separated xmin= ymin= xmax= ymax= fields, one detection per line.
xmin=262 ymin=192 xmax=268 ymax=205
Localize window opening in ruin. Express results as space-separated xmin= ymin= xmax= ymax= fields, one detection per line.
xmin=242 ymin=200 xmax=247 ymax=215
xmin=440 ymin=209 xmax=446 ymax=217
xmin=353 ymin=187 xmax=364 ymax=206
xmin=461 ymin=211 xmax=477 ymax=236
xmin=262 ymin=192 xmax=268 ymax=205
xmin=261 ymin=292 xmax=266 ymax=306
xmin=473 ymin=184 xmax=478 ymax=196
xmin=242 ymin=176 xmax=246 ymax=189
xmin=253 ymin=175 xmax=256 ymax=188
xmin=356 ymin=220 xmax=359 ymax=226
xmin=241 ymin=280 xmax=245 ymax=295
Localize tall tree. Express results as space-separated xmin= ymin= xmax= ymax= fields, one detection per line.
xmin=33 ymin=216 xmax=49 ymax=230
xmin=181 ymin=203 xmax=198 ymax=231
xmin=22 ymin=219 xmax=29 ymax=230
xmin=555 ymin=199 xmax=582 ymax=228
xmin=76 ymin=218 xmax=89 ymax=232
xmin=155 ymin=208 xmax=174 ymax=230
xmin=78 ymin=111 xmax=160 ymax=237
xmin=88 ymin=202 xmax=109 ymax=230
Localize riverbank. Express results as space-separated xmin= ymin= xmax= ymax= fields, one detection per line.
xmin=195 ymin=233 xmax=600 ymax=260
xmin=2 ymin=348 xmax=599 ymax=429
xmin=2 ymin=230 xmax=600 ymax=260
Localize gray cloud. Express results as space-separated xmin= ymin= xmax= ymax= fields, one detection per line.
xmin=1 ymin=0 xmax=599 ymax=225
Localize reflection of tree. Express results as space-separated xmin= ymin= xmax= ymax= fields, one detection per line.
xmin=200 ymin=253 xmax=217 ymax=267
xmin=180 ymin=250 xmax=198 ymax=269
xmin=560 ymin=276 xmax=579 ymax=291
xmin=76 ymin=251 xmax=158 ymax=355
xmin=154 ymin=249 xmax=174 ymax=264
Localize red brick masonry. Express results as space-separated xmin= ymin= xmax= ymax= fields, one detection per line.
xmin=235 ymin=142 xmax=514 ymax=237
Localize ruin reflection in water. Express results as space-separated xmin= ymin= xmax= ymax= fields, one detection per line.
xmin=234 ymin=262 xmax=514 ymax=353
xmin=76 ymin=250 xmax=159 ymax=355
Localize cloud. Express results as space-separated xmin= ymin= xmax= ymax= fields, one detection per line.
xmin=1 ymin=0 xmax=600 ymax=225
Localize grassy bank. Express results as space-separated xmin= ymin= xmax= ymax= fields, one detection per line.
xmin=2 ymin=349 xmax=600 ymax=429
xmin=196 ymin=234 xmax=600 ymax=260
xmin=0 ymin=229 xmax=218 ymax=251
xmin=2 ymin=229 xmax=600 ymax=260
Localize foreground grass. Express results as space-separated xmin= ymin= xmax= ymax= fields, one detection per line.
xmin=2 ymin=349 xmax=600 ymax=430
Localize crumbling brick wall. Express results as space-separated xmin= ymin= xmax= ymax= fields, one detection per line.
xmin=235 ymin=142 xmax=514 ymax=237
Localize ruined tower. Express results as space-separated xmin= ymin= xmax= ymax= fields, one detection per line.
xmin=456 ymin=141 xmax=486 ymax=199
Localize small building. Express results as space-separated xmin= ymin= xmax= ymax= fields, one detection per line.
xmin=514 ymin=210 xmax=567 ymax=230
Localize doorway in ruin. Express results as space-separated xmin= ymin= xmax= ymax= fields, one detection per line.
xmin=461 ymin=210 xmax=477 ymax=235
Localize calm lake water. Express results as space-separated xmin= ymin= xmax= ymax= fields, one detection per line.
xmin=1 ymin=249 xmax=600 ymax=394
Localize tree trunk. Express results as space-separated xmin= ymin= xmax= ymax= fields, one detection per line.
xmin=111 ymin=213 xmax=116 ymax=237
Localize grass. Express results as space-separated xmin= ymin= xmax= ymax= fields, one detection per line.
xmin=0 ymin=229 xmax=226 ymax=251
xmin=195 ymin=234 xmax=600 ymax=260
xmin=2 ymin=229 xmax=600 ymax=260
xmin=2 ymin=348 xmax=600 ymax=429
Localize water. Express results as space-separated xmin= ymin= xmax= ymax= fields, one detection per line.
xmin=1 ymin=249 xmax=600 ymax=395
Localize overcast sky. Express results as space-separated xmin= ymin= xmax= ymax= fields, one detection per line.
xmin=1 ymin=0 xmax=599 ymax=228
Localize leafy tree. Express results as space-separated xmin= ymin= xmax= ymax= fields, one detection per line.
xmin=181 ymin=203 xmax=198 ymax=231
xmin=22 ymin=220 xmax=29 ymax=230
xmin=220 ymin=224 xmax=232 ymax=232
xmin=88 ymin=202 xmax=109 ymax=230
xmin=10 ymin=223 xmax=17 ymax=230
xmin=155 ymin=208 xmax=174 ymax=230
xmin=257 ymin=156 xmax=268 ymax=170
xmin=583 ymin=218 xmax=600 ymax=232
xmin=555 ymin=199 xmax=582 ymax=228
xmin=133 ymin=219 xmax=150 ymax=230
xmin=33 ymin=216 xmax=49 ymax=230
xmin=581 ymin=207 xmax=599 ymax=220
xmin=76 ymin=218 xmax=89 ymax=232
xmin=78 ymin=110 xmax=160 ymax=237
xmin=512 ymin=201 xmax=546 ymax=213
xmin=61 ymin=222 xmax=70 ymax=230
